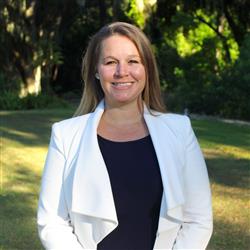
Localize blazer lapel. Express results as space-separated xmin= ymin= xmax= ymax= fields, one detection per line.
xmin=71 ymin=100 xmax=118 ymax=244
xmin=71 ymin=101 xmax=185 ymax=245
xmin=144 ymin=108 xmax=185 ymax=232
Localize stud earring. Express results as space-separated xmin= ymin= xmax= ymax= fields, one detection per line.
xmin=95 ymin=73 xmax=100 ymax=80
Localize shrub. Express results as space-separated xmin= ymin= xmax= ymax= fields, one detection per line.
xmin=0 ymin=92 xmax=71 ymax=111
xmin=0 ymin=91 xmax=22 ymax=110
xmin=218 ymin=34 xmax=250 ymax=120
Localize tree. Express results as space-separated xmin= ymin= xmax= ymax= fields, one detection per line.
xmin=0 ymin=0 xmax=83 ymax=96
xmin=144 ymin=0 xmax=250 ymax=118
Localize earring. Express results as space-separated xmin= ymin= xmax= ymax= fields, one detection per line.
xmin=95 ymin=73 xmax=100 ymax=80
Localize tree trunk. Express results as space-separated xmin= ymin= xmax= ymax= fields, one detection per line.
xmin=112 ymin=0 xmax=126 ymax=21
xmin=98 ymin=0 xmax=108 ymax=24
xmin=19 ymin=65 xmax=41 ymax=97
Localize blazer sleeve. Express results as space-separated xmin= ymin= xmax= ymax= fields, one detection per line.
xmin=173 ymin=117 xmax=213 ymax=249
xmin=37 ymin=123 xmax=83 ymax=249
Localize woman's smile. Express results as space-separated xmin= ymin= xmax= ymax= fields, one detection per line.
xmin=111 ymin=81 xmax=134 ymax=90
xmin=112 ymin=82 xmax=133 ymax=86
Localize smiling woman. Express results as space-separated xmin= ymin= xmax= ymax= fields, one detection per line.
xmin=75 ymin=22 xmax=165 ymax=116
xmin=37 ymin=22 xmax=213 ymax=250
xmin=96 ymin=34 xmax=148 ymax=141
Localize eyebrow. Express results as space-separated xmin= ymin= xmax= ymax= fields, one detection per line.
xmin=103 ymin=55 xmax=141 ymax=60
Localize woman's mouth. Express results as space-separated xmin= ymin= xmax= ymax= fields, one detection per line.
xmin=111 ymin=82 xmax=133 ymax=87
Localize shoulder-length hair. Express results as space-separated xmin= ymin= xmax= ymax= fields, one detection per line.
xmin=74 ymin=22 xmax=166 ymax=116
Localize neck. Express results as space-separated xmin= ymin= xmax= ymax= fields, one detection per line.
xmin=103 ymin=100 xmax=144 ymax=126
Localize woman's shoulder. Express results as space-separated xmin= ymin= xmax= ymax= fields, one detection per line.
xmin=160 ymin=112 xmax=190 ymax=122
xmin=52 ymin=113 xmax=91 ymax=135
xmin=157 ymin=112 xmax=192 ymax=132
xmin=154 ymin=110 xmax=190 ymax=124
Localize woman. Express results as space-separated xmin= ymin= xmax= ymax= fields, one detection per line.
xmin=37 ymin=22 xmax=213 ymax=250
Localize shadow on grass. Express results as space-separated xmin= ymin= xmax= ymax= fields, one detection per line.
xmin=0 ymin=167 xmax=43 ymax=249
xmin=208 ymin=217 xmax=250 ymax=250
xmin=13 ymin=167 xmax=42 ymax=193
xmin=1 ymin=110 xmax=250 ymax=249
xmin=206 ymin=157 xmax=250 ymax=189
xmin=0 ymin=109 xmax=74 ymax=249
xmin=0 ymin=109 xmax=74 ymax=147
xmin=0 ymin=192 xmax=43 ymax=250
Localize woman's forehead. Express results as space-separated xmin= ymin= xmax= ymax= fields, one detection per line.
xmin=99 ymin=35 xmax=141 ymax=57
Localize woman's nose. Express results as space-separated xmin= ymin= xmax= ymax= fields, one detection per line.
xmin=114 ymin=63 xmax=129 ymax=78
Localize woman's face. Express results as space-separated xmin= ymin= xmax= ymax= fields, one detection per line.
xmin=97 ymin=35 xmax=146 ymax=107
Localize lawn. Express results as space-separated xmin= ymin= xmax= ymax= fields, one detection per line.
xmin=0 ymin=110 xmax=249 ymax=250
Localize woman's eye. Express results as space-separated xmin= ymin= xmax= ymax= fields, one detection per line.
xmin=105 ymin=61 xmax=116 ymax=65
xmin=129 ymin=60 xmax=139 ymax=64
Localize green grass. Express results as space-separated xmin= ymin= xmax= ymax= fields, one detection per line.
xmin=1 ymin=110 xmax=250 ymax=250
xmin=0 ymin=109 xmax=74 ymax=250
xmin=191 ymin=119 xmax=250 ymax=250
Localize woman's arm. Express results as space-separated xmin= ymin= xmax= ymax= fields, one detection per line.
xmin=173 ymin=117 xmax=213 ymax=249
xmin=37 ymin=123 xmax=83 ymax=249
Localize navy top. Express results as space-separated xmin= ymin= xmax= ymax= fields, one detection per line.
xmin=97 ymin=135 xmax=163 ymax=250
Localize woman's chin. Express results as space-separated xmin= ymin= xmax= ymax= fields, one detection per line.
xmin=105 ymin=95 xmax=139 ymax=106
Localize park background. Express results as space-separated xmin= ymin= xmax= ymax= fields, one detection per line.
xmin=0 ymin=0 xmax=250 ymax=249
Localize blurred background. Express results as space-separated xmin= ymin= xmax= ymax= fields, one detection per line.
xmin=0 ymin=1 xmax=249 ymax=249
xmin=0 ymin=0 xmax=250 ymax=119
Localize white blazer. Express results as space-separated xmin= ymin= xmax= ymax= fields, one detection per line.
xmin=37 ymin=101 xmax=213 ymax=250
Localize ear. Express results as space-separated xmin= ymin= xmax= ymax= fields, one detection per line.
xmin=95 ymin=73 xmax=100 ymax=80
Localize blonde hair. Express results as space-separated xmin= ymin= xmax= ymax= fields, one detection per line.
xmin=74 ymin=22 xmax=166 ymax=116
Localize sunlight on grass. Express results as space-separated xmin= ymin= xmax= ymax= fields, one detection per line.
xmin=192 ymin=119 xmax=250 ymax=250
xmin=218 ymin=145 xmax=250 ymax=160
xmin=2 ymin=137 xmax=46 ymax=194
xmin=208 ymin=181 xmax=250 ymax=250
xmin=1 ymin=109 xmax=76 ymax=250
xmin=1 ymin=110 xmax=250 ymax=250
xmin=202 ymin=145 xmax=250 ymax=160
xmin=212 ymin=183 xmax=250 ymax=223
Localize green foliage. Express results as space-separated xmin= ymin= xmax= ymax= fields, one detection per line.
xmin=0 ymin=0 xmax=67 ymax=96
xmin=0 ymin=71 xmax=70 ymax=110
xmin=171 ymin=10 xmax=238 ymax=66
xmin=155 ymin=42 xmax=181 ymax=91
xmin=125 ymin=0 xmax=145 ymax=28
xmin=21 ymin=94 xmax=70 ymax=110
xmin=218 ymin=34 xmax=250 ymax=120
xmin=0 ymin=70 xmax=19 ymax=88
xmin=152 ymin=8 xmax=249 ymax=120
xmin=0 ymin=92 xmax=70 ymax=111
xmin=0 ymin=0 xmax=249 ymax=120
xmin=0 ymin=91 xmax=22 ymax=110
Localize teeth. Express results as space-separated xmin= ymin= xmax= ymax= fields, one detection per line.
xmin=112 ymin=82 xmax=132 ymax=86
